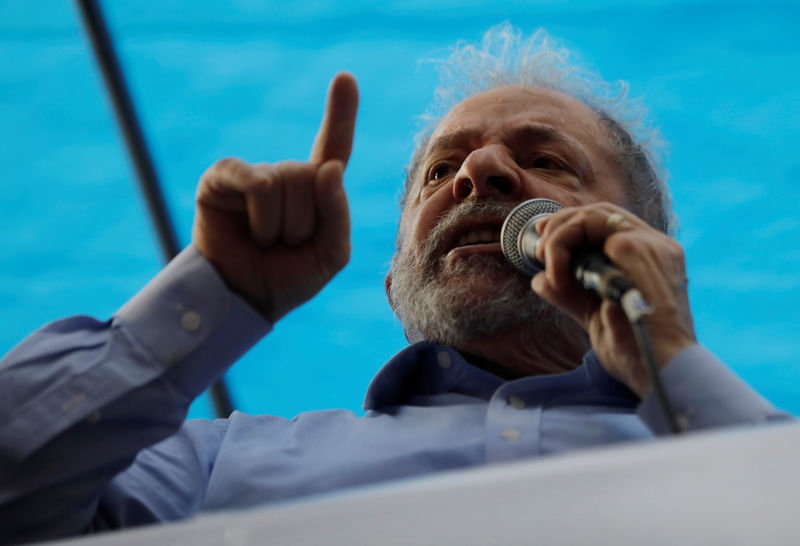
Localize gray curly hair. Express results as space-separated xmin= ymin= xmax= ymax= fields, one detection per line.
xmin=402 ymin=23 xmax=674 ymax=235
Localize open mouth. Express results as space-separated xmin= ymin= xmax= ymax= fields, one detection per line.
xmin=441 ymin=219 xmax=505 ymax=257
xmin=455 ymin=227 xmax=501 ymax=248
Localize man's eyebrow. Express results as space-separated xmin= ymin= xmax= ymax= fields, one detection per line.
xmin=511 ymin=124 xmax=595 ymax=174
xmin=427 ymin=124 xmax=586 ymax=156
xmin=425 ymin=128 xmax=481 ymax=157
xmin=510 ymin=124 xmax=577 ymax=150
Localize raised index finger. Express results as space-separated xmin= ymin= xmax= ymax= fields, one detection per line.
xmin=309 ymin=72 xmax=359 ymax=166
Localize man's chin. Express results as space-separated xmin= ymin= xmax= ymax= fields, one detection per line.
xmin=407 ymin=276 xmax=553 ymax=347
xmin=391 ymin=244 xmax=553 ymax=348
xmin=440 ymin=262 xmax=531 ymax=298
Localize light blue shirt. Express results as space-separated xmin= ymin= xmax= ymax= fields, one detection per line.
xmin=0 ymin=247 xmax=789 ymax=542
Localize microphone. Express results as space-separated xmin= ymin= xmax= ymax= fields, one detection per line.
xmin=500 ymin=198 xmax=634 ymax=303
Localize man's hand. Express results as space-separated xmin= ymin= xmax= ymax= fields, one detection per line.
xmin=531 ymin=203 xmax=697 ymax=397
xmin=192 ymin=73 xmax=359 ymax=323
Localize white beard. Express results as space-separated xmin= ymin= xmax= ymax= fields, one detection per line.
xmin=389 ymin=200 xmax=562 ymax=347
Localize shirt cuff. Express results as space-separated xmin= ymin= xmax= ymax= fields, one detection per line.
xmin=115 ymin=246 xmax=272 ymax=399
xmin=638 ymin=344 xmax=789 ymax=435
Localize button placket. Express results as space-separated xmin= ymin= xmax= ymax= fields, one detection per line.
xmin=484 ymin=385 xmax=541 ymax=462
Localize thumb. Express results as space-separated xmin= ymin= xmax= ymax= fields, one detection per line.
xmin=313 ymin=159 xmax=351 ymax=273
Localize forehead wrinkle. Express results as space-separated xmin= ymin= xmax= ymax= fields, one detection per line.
xmin=425 ymin=128 xmax=481 ymax=158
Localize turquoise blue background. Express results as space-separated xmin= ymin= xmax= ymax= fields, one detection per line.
xmin=1 ymin=1 xmax=798 ymax=419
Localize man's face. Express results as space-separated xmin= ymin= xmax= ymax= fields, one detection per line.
xmin=388 ymin=85 xmax=630 ymax=347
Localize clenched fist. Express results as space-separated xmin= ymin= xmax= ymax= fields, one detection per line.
xmin=192 ymin=73 xmax=359 ymax=323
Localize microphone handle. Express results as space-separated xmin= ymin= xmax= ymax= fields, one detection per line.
xmin=572 ymin=249 xmax=632 ymax=302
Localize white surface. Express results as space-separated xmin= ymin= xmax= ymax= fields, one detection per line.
xmin=52 ymin=422 xmax=800 ymax=545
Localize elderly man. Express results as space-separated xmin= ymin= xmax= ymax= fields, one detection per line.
xmin=0 ymin=26 xmax=788 ymax=542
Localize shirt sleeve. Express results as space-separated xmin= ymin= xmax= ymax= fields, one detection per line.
xmin=637 ymin=344 xmax=794 ymax=435
xmin=0 ymin=246 xmax=271 ymax=542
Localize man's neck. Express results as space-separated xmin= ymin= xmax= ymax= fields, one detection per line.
xmin=454 ymin=319 xmax=589 ymax=379
xmin=457 ymin=351 xmax=527 ymax=380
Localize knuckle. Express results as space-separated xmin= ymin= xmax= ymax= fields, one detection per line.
xmin=542 ymin=238 xmax=560 ymax=263
xmin=250 ymin=176 xmax=275 ymax=196
xmin=572 ymin=208 xmax=592 ymax=224
xmin=665 ymin=239 xmax=686 ymax=263
xmin=275 ymin=160 xmax=315 ymax=179
xmin=203 ymin=157 xmax=257 ymax=189
xmin=320 ymin=243 xmax=350 ymax=274
xmin=249 ymin=164 xmax=279 ymax=193
xmin=607 ymin=233 xmax=638 ymax=256
xmin=275 ymin=159 xmax=305 ymax=170
xmin=335 ymin=253 xmax=350 ymax=272
xmin=214 ymin=156 xmax=243 ymax=173
xmin=337 ymin=244 xmax=352 ymax=269
xmin=650 ymin=237 xmax=685 ymax=267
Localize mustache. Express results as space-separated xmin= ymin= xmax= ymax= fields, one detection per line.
xmin=423 ymin=200 xmax=519 ymax=260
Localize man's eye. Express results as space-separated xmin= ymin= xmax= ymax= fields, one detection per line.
xmin=531 ymin=156 xmax=562 ymax=170
xmin=429 ymin=164 xmax=454 ymax=181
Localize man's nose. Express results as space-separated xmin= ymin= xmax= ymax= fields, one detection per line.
xmin=452 ymin=146 xmax=521 ymax=201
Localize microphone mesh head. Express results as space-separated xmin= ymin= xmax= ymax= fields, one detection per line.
xmin=501 ymin=199 xmax=563 ymax=275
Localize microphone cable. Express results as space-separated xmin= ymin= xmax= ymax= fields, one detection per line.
xmin=620 ymin=291 xmax=685 ymax=435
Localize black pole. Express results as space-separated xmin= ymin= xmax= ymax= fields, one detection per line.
xmin=75 ymin=0 xmax=234 ymax=418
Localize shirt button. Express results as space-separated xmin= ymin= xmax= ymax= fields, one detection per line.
xmin=61 ymin=393 xmax=86 ymax=412
xmin=508 ymin=395 xmax=526 ymax=409
xmin=181 ymin=310 xmax=202 ymax=332
xmin=437 ymin=350 xmax=452 ymax=369
xmin=501 ymin=428 xmax=521 ymax=442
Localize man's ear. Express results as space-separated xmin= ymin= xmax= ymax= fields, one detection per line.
xmin=384 ymin=271 xmax=395 ymax=312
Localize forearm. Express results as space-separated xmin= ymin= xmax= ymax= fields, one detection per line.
xmin=638 ymin=344 xmax=794 ymax=435
xmin=0 ymin=246 xmax=270 ymax=541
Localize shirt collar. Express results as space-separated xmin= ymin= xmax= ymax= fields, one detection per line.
xmin=364 ymin=341 xmax=638 ymax=410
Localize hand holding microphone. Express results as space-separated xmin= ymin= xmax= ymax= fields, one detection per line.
xmin=501 ymin=199 xmax=650 ymax=320
xmin=501 ymin=199 xmax=697 ymax=412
